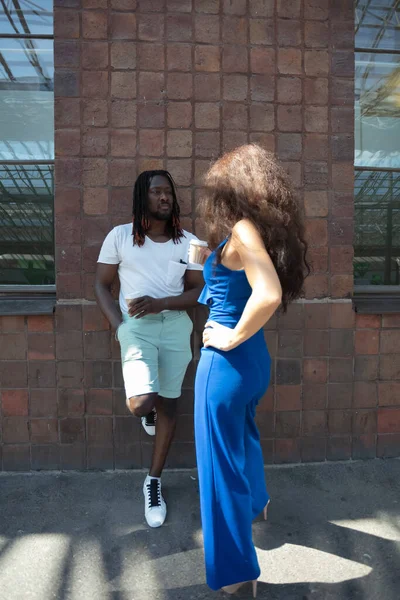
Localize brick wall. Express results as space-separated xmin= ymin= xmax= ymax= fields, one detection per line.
xmin=0 ymin=0 xmax=399 ymax=470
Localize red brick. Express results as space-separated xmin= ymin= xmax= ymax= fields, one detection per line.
xmin=223 ymin=0 xmax=246 ymax=14
xmin=195 ymin=46 xmax=220 ymax=72
xmin=1 ymin=390 xmax=29 ymax=417
xmin=2 ymin=417 xmax=29 ymax=444
xmin=304 ymin=77 xmax=328 ymax=105
xmin=249 ymin=133 xmax=275 ymax=152
xmin=195 ymin=102 xmax=220 ymax=129
xmin=377 ymin=434 xmax=400 ymax=458
xmin=355 ymin=356 xmax=379 ymax=382
xmin=27 ymin=316 xmax=53 ymax=333
xmin=304 ymin=191 xmax=328 ymax=217
xmin=331 ymin=77 xmax=353 ymax=106
xmin=356 ymin=314 xmax=381 ymax=329
xmin=305 ymin=219 xmax=328 ymax=247
xmin=168 ymin=0 xmax=192 ymax=10
xmin=57 ymin=273 xmax=83 ymax=300
xmin=330 ymin=303 xmax=355 ymax=329
xmin=54 ymin=40 xmax=80 ymax=69
xmin=138 ymin=0 xmax=163 ymax=9
xmin=378 ymin=409 xmax=400 ymax=434
xmin=166 ymin=44 xmax=191 ymax=71
xmin=304 ymin=106 xmax=328 ymax=133
xmin=196 ymin=0 xmax=219 ymax=13
xmin=222 ymin=102 xmax=247 ymax=130
xmin=0 ymin=361 xmax=27 ymax=388
xmin=304 ymin=303 xmax=329 ymax=329
xmin=303 ymin=359 xmax=327 ymax=383
xmin=331 ymin=192 xmax=353 ymax=218
xmin=55 ymin=70 xmax=80 ymax=97
xmin=277 ymin=0 xmax=300 ymax=17
xmin=380 ymin=330 xmax=400 ymax=354
xmin=136 ymin=44 xmax=163 ymax=72
xmin=328 ymin=409 xmax=352 ymax=435
xmin=87 ymin=446 xmax=114 ymax=469
xmin=307 ymin=247 xmax=328 ymax=273
xmin=195 ymin=73 xmax=221 ymax=100
xmin=250 ymin=18 xmax=274 ymax=45
xmin=332 ymin=134 xmax=353 ymax=162
xmin=109 ymin=159 xmax=137 ymax=186
xmin=224 ymin=131 xmax=248 ymax=152
xmin=332 ymin=163 xmax=354 ymax=192
xmin=82 ymin=41 xmax=108 ymax=70
xmin=111 ymin=72 xmax=136 ymax=99
xmin=54 ymin=9 xmax=80 ymax=38
xmin=30 ymin=389 xmax=57 ymax=418
xmin=82 ymin=128 xmax=108 ymax=157
xmin=60 ymin=418 xmax=85 ymax=444
xmin=305 ymin=21 xmax=329 ymax=47
xmin=167 ymin=102 xmax=192 ymax=128
xmin=30 ymin=419 xmax=58 ymax=444
xmin=87 ymin=416 xmax=113 ymax=444
xmin=353 ymin=409 xmax=377 ymax=434
xmin=331 ymin=275 xmax=353 ymax=299
xmin=82 ymin=10 xmax=107 ymax=39
xmin=383 ymin=314 xmax=400 ymax=328
xmin=304 ymin=330 xmax=329 ymax=356
xmin=276 ymin=386 xmax=301 ymax=411
xmin=327 ymin=437 xmax=351 ymax=461
xmin=196 ymin=14 xmax=220 ymax=43
xmin=277 ymin=133 xmax=302 ymax=160
xmin=177 ymin=188 xmax=192 ymax=215
xmin=55 ymin=98 xmax=80 ymax=127
xmin=111 ymin=100 xmax=136 ymax=128
xmin=222 ymin=16 xmax=246 ymax=44
xmin=83 ymin=99 xmax=108 ymax=127
xmin=305 ymin=50 xmax=329 ymax=76
xmin=167 ymin=130 xmax=193 ymax=157
xmin=168 ymin=73 xmax=192 ymax=100
xmin=275 ymin=438 xmax=300 ymax=464
xmin=55 ymin=158 xmax=81 ymax=186
xmin=56 ymin=331 xmax=83 ymax=360
xmin=58 ymin=388 xmax=85 ymax=417
xmin=331 ymin=0 xmax=354 ymax=21
xmin=328 ymin=383 xmax=352 ymax=408
xmin=111 ymin=130 xmax=136 ymax=157
xmin=304 ymin=160 xmax=328 ymax=187
xmin=329 ymin=358 xmax=353 ymax=383
xmin=83 ymin=158 xmax=108 ymax=186
xmin=278 ymin=48 xmax=302 ymax=75
xmin=86 ymin=389 xmax=113 ymax=415
xmin=138 ymin=14 xmax=164 ymax=41
xmin=302 ymin=411 xmax=326 ymax=436
xmin=331 ymin=106 xmax=354 ymax=134
xmin=223 ymin=75 xmax=248 ymax=101
xmin=304 ymin=134 xmax=328 ymax=161
xmin=167 ymin=14 xmax=193 ymax=41
xmin=302 ymin=384 xmax=326 ymax=410
xmin=82 ymin=71 xmax=108 ymax=98
xmin=304 ymin=275 xmax=329 ymax=299
xmin=249 ymin=48 xmax=275 ymax=75
xmin=353 ymin=381 xmax=378 ymax=408
xmin=277 ymin=19 xmax=301 ymax=47
xmin=223 ymin=45 xmax=248 ymax=73
xmin=354 ymin=330 xmax=379 ymax=356
xmin=109 ymin=187 xmax=132 ymax=216
xmin=195 ymin=131 xmax=220 ymax=158
xmin=84 ymin=331 xmax=111 ymax=359
xmin=111 ymin=42 xmax=137 ymax=69
xmin=277 ymin=77 xmax=302 ymax=104
xmin=301 ymin=437 xmax=327 ymax=462
xmin=332 ymin=50 xmax=354 ymax=78
xmin=250 ymin=103 xmax=274 ymax=132
xmin=277 ymin=105 xmax=302 ymax=133
xmin=304 ymin=0 xmax=329 ymax=20
xmin=84 ymin=0 xmax=108 ymax=6
xmin=276 ymin=411 xmax=300 ymax=438
xmin=0 ymin=333 xmax=26 ymax=360
xmin=250 ymin=75 xmax=275 ymax=102
xmin=83 ymin=187 xmax=108 ymax=215
xmin=352 ymin=434 xmax=377 ymax=460
xmin=28 ymin=334 xmax=55 ymax=361
xmin=330 ymin=246 xmax=353 ymax=274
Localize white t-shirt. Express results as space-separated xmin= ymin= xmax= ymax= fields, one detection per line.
xmin=97 ymin=224 xmax=202 ymax=314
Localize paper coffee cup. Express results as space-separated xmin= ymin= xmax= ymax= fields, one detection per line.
xmin=189 ymin=239 xmax=208 ymax=264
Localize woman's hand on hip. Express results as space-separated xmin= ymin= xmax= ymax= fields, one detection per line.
xmin=202 ymin=321 xmax=236 ymax=351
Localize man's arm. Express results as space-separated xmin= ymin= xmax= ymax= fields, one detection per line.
xmin=94 ymin=263 xmax=122 ymax=332
xmin=128 ymin=269 xmax=204 ymax=318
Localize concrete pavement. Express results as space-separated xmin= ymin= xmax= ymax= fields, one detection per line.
xmin=0 ymin=460 xmax=399 ymax=599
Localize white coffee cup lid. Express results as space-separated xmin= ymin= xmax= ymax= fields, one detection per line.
xmin=190 ymin=239 xmax=208 ymax=247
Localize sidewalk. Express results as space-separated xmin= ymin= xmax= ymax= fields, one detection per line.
xmin=0 ymin=460 xmax=399 ymax=600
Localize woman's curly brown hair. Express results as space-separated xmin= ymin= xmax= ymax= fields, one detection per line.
xmin=200 ymin=144 xmax=310 ymax=312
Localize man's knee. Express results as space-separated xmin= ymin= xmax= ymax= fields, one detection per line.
xmin=127 ymin=394 xmax=156 ymax=417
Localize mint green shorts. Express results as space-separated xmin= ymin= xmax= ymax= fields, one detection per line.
xmin=117 ymin=311 xmax=193 ymax=400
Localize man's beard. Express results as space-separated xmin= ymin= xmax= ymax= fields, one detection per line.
xmin=149 ymin=208 xmax=173 ymax=221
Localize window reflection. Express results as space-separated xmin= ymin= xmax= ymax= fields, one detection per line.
xmin=0 ymin=0 xmax=53 ymax=36
xmin=355 ymin=0 xmax=400 ymax=51
xmin=0 ymin=164 xmax=55 ymax=286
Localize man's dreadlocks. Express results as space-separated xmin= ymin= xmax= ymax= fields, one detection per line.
xmin=132 ymin=170 xmax=184 ymax=247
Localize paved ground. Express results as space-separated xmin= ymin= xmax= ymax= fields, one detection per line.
xmin=0 ymin=460 xmax=399 ymax=600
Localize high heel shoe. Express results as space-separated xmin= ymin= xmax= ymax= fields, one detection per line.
xmin=263 ymin=499 xmax=270 ymax=521
xmin=222 ymin=579 xmax=258 ymax=597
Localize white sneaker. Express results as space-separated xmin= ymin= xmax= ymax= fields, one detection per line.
xmin=141 ymin=409 xmax=156 ymax=436
xmin=143 ymin=475 xmax=167 ymax=528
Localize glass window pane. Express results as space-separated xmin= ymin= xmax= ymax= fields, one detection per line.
xmin=0 ymin=0 xmax=53 ymax=36
xmin=0 ymin=38 xmax=54 ymax=161
xmin=0 ymin=164 xmax=54 ymax=286
xmin=355 ymin=0 xmax=400 ymax=51
xmin=355 ymin=52 xmax=400 ymax=168
xmin=355 ymin=169 xmax=400 ymax=285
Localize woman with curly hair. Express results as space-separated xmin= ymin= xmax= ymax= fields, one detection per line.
xmin=194 ymin=144 xmax=309 ymax=596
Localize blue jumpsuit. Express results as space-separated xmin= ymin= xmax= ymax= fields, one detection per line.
xmin=195 ymin=240 xmax=271 ymax=590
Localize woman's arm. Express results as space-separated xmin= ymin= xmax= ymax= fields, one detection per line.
xmin=203 ymin=219 xmax=282 ymax=350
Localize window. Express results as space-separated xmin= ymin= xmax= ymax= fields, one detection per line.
xmin=354 ymin=1 xmax=400 ymax=291
xmin=0 ymin=1 xmax=54 ymax=289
